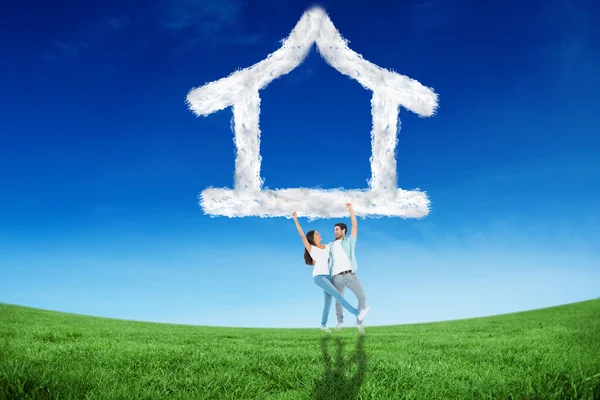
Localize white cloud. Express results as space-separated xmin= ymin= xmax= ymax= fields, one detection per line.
xmin=186 ymin=6 xmax=439 ymax=219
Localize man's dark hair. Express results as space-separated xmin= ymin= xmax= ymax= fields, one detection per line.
xmin=334 ymin=223 xmax=347 ymax=235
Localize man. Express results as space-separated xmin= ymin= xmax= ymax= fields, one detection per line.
xmin=328 ymin=202 xmax=370 ymax=335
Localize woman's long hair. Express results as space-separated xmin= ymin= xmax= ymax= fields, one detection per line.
xmin=304 ymin=230 xmax=316 ymax=266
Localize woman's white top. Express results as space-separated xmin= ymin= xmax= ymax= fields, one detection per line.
xmin=310 ymin=243 xmax=331 ymax=277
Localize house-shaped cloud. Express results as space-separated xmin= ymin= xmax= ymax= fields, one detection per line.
xmin=186 ymin=6 xmax=439 ymax=219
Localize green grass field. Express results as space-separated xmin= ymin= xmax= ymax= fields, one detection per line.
xmin=1 ymin=299 xmax=599 ymax=399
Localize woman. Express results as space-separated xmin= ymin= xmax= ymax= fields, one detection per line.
xmin=292 ymin=211 xmax=369 ymax=332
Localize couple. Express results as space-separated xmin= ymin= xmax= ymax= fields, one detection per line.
xmin=292 ymin=203 xmax=370 ymax=335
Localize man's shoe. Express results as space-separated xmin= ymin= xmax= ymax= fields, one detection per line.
xmin=357 ymin=306 xmax=370 ymax=322
xmin=320 ymin=326 xmax=332 ymax=333
xmin=335 ymin=322 xmax=343 ymax=331
xmin=356 ymin=323 xmax=365 ymax=336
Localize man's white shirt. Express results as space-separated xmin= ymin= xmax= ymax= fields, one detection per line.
xmin=331 ymin=239 xmax=352 ymax=275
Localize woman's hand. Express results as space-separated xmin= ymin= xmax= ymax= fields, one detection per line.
xmin=292 ymin=211 xmax=297 ymax=219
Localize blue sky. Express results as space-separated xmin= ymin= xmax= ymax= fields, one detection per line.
xmin=1 ymin=0 xmax=599 ymax=328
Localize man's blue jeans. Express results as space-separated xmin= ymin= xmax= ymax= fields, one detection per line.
xmin=313 ymin=274 xmax=359 ymax=327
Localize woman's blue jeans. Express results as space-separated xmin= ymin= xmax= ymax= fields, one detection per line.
xmin=313 ymin=274 xmax=359 ymax=327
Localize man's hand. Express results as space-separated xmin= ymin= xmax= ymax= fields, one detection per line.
xmin=345 ymin=202 xmax=352 ymax=210
xmin=292 ymin=211 xmax=297 ymax=218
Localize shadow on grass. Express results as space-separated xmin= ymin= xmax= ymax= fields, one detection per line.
xmin=312 ymin=335 xmax=367 ymax=400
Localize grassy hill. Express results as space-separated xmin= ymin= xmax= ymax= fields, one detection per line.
xmin=1 ymin=299 xmax=599 ymax=399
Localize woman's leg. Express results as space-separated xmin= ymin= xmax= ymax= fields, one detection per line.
xmin=321 ymin=290 xmax=332 ymax=327
xmin=313 ymin=275 xmax=359 ymax=316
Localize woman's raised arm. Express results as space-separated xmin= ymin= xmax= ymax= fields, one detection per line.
xmin=292 ymin=211 xmax=311 ymax=253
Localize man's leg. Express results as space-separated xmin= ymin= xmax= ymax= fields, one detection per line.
xmin=332 ymin=275 xmax=347 ymax=324
xmin=345 ymin=274 xmax=367 ymax=325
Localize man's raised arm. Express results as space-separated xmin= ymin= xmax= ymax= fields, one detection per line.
xmin=346 ymin=202 xmax=357 ymax=239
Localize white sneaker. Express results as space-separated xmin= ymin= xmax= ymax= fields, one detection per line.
xmin=320 ymin=326 xmax=332 ymax=333
xmin=357 ymin=306 xmax=370 ymax=322
xmin=335 ymin=322 xmax=343 ymax=331
xmin=356 ymin=323 xmax=365 ymax=336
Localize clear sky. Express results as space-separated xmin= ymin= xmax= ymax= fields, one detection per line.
xmin=1 ymin=0 xmax=599 ymax=328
